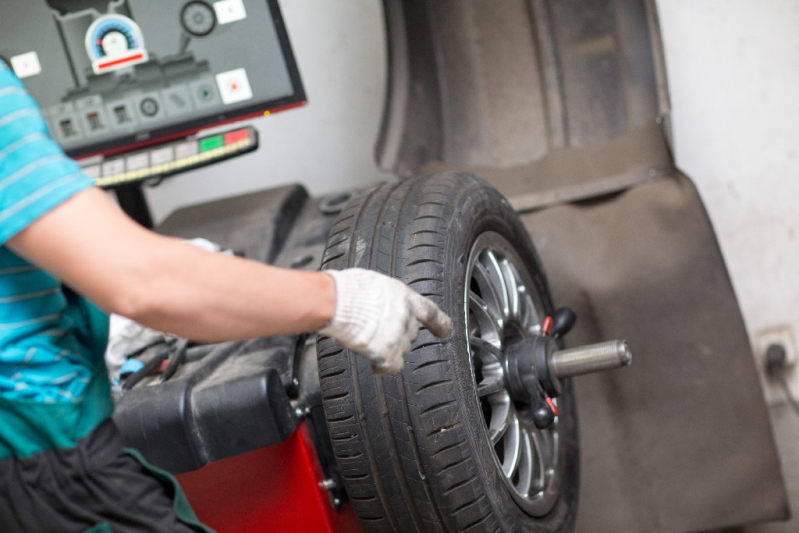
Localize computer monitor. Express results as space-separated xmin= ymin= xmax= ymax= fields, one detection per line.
xmin=0 ymin=0 xmax=305 ymax=158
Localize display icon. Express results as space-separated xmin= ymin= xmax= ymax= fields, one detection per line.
xmin=182 ymin=1 xmax=217 ymax=37
xmin=196 ymin=84 xmax=214 ymax=102
xmin=216 ymin=68 xmax=253 ymax=105
xmin=59 ymin=118 xmax=77 ymax=138
xmin=113 ymin=104 xmax=132 ymax=124
xmin=86 ymin=111 xmax=104 ymax=131
xmin=10 ymin=51 xmax=42 ymax=79
xmin=214 ymin=0 xmax=247 ymax=25
xmin=163 ymin=86 xmax=193 ymax=115
xmin=139 ymin=97 xmax=159 ymax=117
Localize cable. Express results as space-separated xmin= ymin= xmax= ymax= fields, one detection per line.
xmin=765 ymin=344 xmax=799 ymax=419
xmin=775 ymin=369 xmax=799 ymax=419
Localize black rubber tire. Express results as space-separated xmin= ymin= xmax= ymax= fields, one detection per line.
xmin=317 ymin=173 xmax=578 ymax=533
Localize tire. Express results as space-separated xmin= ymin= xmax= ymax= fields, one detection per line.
xmin=317 ymin=173 xmax=578 ymax=533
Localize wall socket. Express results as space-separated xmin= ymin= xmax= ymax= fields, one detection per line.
xmin=754 ymin=325 xmax=799 ymax=407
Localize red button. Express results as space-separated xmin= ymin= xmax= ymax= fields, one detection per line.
xmin=224 ymin=128 xmax=249 ymax=145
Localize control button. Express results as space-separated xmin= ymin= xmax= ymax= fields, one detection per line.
xmin=223 ymin=128 xmax=249 ymax=145
xmin=102 ymin=159 xmax=125 ymax=177
xmin=216 ymin=68 xmax=253 ymax=105
xmin=74 ymin=95 xmax=103 ymax=109
xmin=163 ymin=86 xmax=193 ymax=116
xmin=150 ymin=146 xmax=174 ymax=165
xmin=126 ymin=153 xmax=149 ymax=172
xmin=199 ymin=135 xmax=224 ymax=153
xmin=10 ymin=52 xmax=42 ymax=79
xmin=81 ymin=165 xmax=101 ymax=179
xmin=139 ymin=97 xmax=159 ymax=117
xmin=174 ymin=140 xmax=199 ymax=159
xmin=51 ymin=102 xmax=76 ymax=116
xmin=49 ymin=105 xmax=84 ymax=144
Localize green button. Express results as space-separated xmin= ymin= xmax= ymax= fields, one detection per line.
xmin=199 ymin=135 xmax=224 ymax=152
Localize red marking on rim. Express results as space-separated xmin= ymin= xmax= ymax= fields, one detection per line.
xmin=542 ymin=316 xmax=554 ymax=336
xmin=545 ymin=397 xmax=559 ymax=417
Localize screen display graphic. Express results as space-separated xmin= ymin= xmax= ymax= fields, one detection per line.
xmin=0 ymin=0 xmax=304 ymax=157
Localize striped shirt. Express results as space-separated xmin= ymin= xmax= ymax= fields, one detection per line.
xmin=0 ymin=63 xmax=112 ymax=459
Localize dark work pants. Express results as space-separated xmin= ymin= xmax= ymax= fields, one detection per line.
xmin=0 ymin=419 xmax=210 ymax=533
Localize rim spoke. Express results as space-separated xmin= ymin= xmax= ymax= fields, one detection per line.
xmin=500 ymin=259 xmax=521 ymax=320
xmin=477 ymin=369 xmax=505 ymax=397
xmin=472 ymin=260 xmax=506 ymax=326
xmin=470 ymin=335 xmax=503 ymax=364
xmin=469 ymin=292 xmax=502 ymax=343
xmin=536 ymin=422 xmax=558 ymax=478
xmin=519 ymin=289 xmax=540 ymax=334
xmin=530 ymin=430 xmax=548 ymax=493
xmin=482 ymin=251 xmax=511 ymax=320
xmin=515 ymin=430 xmax=534 ymax=496
xmin=488 ymin=394 xmax=512 ymax=445
xmin=502 ymin=415 xmax=522 ymax=477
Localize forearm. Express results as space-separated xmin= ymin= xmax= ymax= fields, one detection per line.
xmin=8 ymin=188 xmax=335 ymax=342
xmin=126 ymin=240 xmax=336 ymax=341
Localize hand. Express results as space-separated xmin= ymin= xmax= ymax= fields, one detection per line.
xmin=319 ymin=269 xmax=453 ymax=374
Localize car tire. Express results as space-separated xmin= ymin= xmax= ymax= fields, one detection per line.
xmin=317 ymin=173 xmax=578 ymax=533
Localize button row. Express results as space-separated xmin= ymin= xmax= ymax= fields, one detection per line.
xmin=80 ymin=127 xmax=257 ymax=188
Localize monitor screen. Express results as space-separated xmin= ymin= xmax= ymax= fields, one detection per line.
xmin=0 ymin=0 xmax=305 ymax=158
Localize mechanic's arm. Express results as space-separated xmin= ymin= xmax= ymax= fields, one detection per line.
xmin=7 ymin=187 xmax=451 ymax=371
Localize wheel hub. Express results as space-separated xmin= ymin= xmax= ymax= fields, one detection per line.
xmin=505 ymin=336 xmax=552 ymax=403
xmin=465 ymin=231 xmax=633 ymax=517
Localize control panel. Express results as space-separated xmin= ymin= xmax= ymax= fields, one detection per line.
xmin=81 ymin=126 xmax=258 ymax=188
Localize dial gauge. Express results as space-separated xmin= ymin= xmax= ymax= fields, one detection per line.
xmin=84 ymin=15 xmax=149 ymax=75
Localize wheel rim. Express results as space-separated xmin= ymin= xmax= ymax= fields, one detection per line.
xmin=464 ymin=231 xmax=564 ymax=516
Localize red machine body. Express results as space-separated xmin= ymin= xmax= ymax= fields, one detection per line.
xmin=178 ymin=422 xmax=363 ymax=533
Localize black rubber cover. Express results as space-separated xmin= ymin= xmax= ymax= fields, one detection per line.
xmin=113 ymin=338 xmax=299 ymax=474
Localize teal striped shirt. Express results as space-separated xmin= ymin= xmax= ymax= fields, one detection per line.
xmin=0 ymin=62 xmax=112 ymax=459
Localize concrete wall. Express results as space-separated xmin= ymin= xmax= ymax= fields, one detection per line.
xmin=658 ymin=0 xmax=799 ymax=366
xmin=657 ymin=2 xmax=799 ymax=530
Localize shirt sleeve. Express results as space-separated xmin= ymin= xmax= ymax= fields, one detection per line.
xmin=0 ymin=63 xmax=95 ymax=245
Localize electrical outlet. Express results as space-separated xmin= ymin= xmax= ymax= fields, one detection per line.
xmin=754 ymin=325 xmax=799 ymax=407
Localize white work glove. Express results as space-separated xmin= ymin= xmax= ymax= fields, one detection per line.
xmin=319 ymin=269 xmax=453 ymax=374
